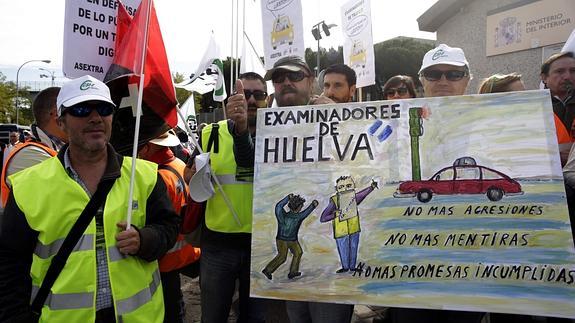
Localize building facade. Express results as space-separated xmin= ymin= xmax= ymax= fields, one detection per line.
xmin=418 ymin=0 xmax=575 ymax=93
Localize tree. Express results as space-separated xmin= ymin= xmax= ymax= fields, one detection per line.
xmin=374 ymin=38 xmax=434 ymax=85
xmin=305 ymin=46 xmax=344 ymax=74
xmin=304 ymin=38 xmax=433 ymax=87
xmin=0 ymin=73 xmax=34 ymax=124
xmin=0 ymin=72 xmax=17 ymax=123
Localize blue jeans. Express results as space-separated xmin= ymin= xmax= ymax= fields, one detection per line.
xmin=286 ymin=301 xmax=353 ymax=323
xmin=200 ymin=243 xmax=267 ymax=323
xmin=335 ymin=232 xmax=360 ymax=270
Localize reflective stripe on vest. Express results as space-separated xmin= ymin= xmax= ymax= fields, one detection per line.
xmin=108 ymin=245 xmax=128 ymax=262
xmin=34 ymin=234 xmax=94 ymax=259
xmin=213 ymin=174 xmax=253 ymax=185
xmin=31 ymin=286 xmax=93 ymax=310
xmin=116 ymin=268 xmax=161 ymax=315
xmin=201 ymin=120 xmax=253 ymax=233
xmin=31 ymin=268 xmax=161 ymax=315
xmin=0 ymin=141 xmax=57 ymax=207
xmin=166 ymin=239 xmax=187 ymax=254
xmin=11 ymin=156 xmax=164 ymax=323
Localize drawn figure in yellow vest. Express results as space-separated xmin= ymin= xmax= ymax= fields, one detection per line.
xmin=262 ymin=193 xmax=318 ymax=280
xmin=321 ymin=176 xmax=377 ymax=273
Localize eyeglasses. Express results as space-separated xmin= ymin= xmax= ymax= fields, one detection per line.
xmin=64 ymin=104 xmax=115 ymax=118
xmin=272 ymin=70 xmax=308 ymax=83
xmin=385 ymin=87 xmax=409 ymax=97
xmin=244 ymin=89 xmax=268 ymax=101
xmin=422 ymin=70 xmax=467 ymax=82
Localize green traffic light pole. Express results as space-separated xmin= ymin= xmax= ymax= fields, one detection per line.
xmin=409 ymin=108 xmax=423 ymax=181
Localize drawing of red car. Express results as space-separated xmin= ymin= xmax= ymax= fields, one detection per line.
xmin=393 ymin=157 xmax=523 ymax=203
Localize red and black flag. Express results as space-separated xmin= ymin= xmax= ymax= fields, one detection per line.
xmin=105 ymin=0 xmax=178 ymax=155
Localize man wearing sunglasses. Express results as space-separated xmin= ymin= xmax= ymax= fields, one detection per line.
xmin=0 ymin=75 xmax=179 ymax=322
xmin=264 ymin=56 xmax=353 ymax=323
xmin=322 ymin=64 xmax=357 ymax=104
xmin=188 ymin=72 xmax=269 ymax=323
xmin=392 ymin=46 xmax=484 ymax=323
xmin=227 ymin=72 xmax=268 ymax=137
xmin=264 ymin=55 xmax=333 ymax=107
xmin=418 ymin=44 xmax=471 ymax=98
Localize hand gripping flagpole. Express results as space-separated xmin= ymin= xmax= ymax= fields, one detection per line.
xmin=126 ymin=0 xmax=153 ymax=229
xmin=175 ymin=105 xmax=242 ymax=226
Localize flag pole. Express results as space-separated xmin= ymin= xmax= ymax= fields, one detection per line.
xmin=229 ymin=0 xmax=235 ymax=97
xmin=235 ymin=0 xmax=241 ymax=80
xmin=175 ymin=106 xmax=242 ymax=226
xmin=126 ymin=0 xmax=153 ymax=229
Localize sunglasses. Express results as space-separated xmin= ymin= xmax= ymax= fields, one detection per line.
xmin=272 ymin=70 xmax=308 ymax=83
xmin=385 ymin=87 xmax=409 ymax=97
xmin=244 ymin=89 xmax=268 ymax=101
xmin=64 ymin=104 xmax=115 ymax=118
xmin=422 ymin=70 xmax=467 ymax=82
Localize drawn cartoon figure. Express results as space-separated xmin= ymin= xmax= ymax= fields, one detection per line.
xmin=262 ymin=194 xmax=318 ymax=280
xmin=320 ymin=176 xmax=377 ymax=273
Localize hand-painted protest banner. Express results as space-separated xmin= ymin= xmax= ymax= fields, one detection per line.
xmin=251 ymin=90 xmax=575 ymax=318
xmin=260 ymin=0 xmax=305 ymax=69
xmin=341 ymin=0 xmax=375 ymax=88
xmin=63 ymin=0 xmax=140 ymax=80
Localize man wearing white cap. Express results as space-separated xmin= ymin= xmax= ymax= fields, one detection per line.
xmin=419 ymin=43 xmax=471 ymax=97
xmin=392 ymin=45 xmax=484 ymax=323
xmin=0 ymin=75 xmax=179 ymax=322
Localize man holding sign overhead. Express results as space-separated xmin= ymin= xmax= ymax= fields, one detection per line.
xmin=0 ymin=76 xmax=179 ymax=323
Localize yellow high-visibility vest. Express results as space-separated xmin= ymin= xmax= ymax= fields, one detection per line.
xmin=201 ymin=120 xmax=253 ymax=233
xmin=11 ymin=156 xmax=164 ymax=323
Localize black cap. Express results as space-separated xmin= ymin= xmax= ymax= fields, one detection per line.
xmin=264 ymin=56 xmax=312 ymax=81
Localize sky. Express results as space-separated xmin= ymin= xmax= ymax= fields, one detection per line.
xmin=0 ymin=0 xmax=437 ymax=85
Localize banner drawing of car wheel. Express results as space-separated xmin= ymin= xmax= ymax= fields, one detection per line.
xmin=417 ymin=189 xmax=433 ymax=203
xmin=487 ymin=187 xmax=504 ymax=201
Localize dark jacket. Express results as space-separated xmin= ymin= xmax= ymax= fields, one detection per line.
xmin=0 ymin=144 xmax=180 ymax=322
xmin=552 ymin=92 xmax=575 ymax=135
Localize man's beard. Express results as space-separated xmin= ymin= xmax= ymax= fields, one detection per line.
xmin=277 ymin=87 xmax=307 ymax=106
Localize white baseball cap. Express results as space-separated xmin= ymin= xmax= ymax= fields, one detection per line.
xmin=150 ymin=129 xmax=180 ymax=147
xmin=189 ymin=152 xmax=215 ymax=202
xmin=419 ymin=44 xmax=469 ymax=73
xmin=57 ymin=75 xmax=116 ymax=116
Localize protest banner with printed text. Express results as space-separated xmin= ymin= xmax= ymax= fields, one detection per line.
xmin=251 ymin=90 xmax=575 ymax=319
xmin=260 ymin=0 xmax=305 ymax=69
xmin=63 ymin=0 xmax=140 ymax=80
xmin=341 ymin=0 xmax=375 ymax=88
